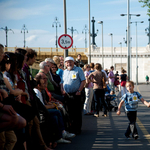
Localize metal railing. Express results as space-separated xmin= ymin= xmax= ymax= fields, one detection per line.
xmin=4 ymin=47 xmax=88 ymax=53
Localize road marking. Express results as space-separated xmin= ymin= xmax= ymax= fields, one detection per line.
xmin=136 ymin=85 xmax=150 ymax=143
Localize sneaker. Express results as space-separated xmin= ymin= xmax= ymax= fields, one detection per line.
xmin=94 ymin=114 xmax=99 ymax=117
xmin=62 ymin=131 xmax=76 ymax=139
xmin=102 ymin=114 xmax=107 ymax=117
xmin=104 ymin=114 xmax=107 ymax=117
xmin=57 ymin=138 xmax=71 ymax=144
xmin=124 ymin=134 xmax=130 ymax=139
xmin=133 ymin=134 xmax=139 ymax=140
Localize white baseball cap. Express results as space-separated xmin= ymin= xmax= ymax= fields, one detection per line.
xmin=64 ymin=56 xmax=74 ymax=62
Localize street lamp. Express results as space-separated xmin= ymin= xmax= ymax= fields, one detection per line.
xmin=120 ymin=14 xmax=140 ymax=17
xmin=88 ymin=0 xmax=91 ymax=64
xmin=52 ymin=17 xmax=61 ymax=49
xmin=98 ymin=21 xmax=104 ymax=68
xmin=0 ymin=26 xmax=14 ymax=47
xmin=82 ymin=25 xmax=88 ymax=49
xmin=120 ymin=11 xmax=140 ymax=81
xmin=123 ymin=29 xmax=132 ymax=46
xmin=123 ymin=29 xmax=127 ymax=46
xmin=109 ymin=33 xmax=113 ymax=66
xmin=145 ymin=18 xmax=150 ymax=45
xmin=21 ymin=24 xmax=28 ymax=48
xmin=68 ymin=27 xmax=78 ymax=48
xmin=130 ymin=21 xmax=144 ymax=85
xmin=119 ymin=42 xmax=122 ymax=72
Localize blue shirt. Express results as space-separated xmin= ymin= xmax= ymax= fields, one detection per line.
xmin=121 ymin=91 xmax=142 ymax=111
xmin=61 ymin=66 xmax=85 ymax=93
xmin=56 ymin=68 xmax=63 ymax=79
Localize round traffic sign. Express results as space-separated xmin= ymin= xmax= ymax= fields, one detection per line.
xmin=58 ymin=34 xmax=73 ymax=49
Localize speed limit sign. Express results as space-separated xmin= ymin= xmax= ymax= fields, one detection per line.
xmin=58 ymin=34 xmax=73 ymax=49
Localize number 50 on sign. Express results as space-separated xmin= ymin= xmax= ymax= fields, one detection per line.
xmin=58 ymin=34 xmax=73 ymax=49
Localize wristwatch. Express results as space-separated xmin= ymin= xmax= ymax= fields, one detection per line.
xmin=78 ymin=90 xmax=81 ymax=93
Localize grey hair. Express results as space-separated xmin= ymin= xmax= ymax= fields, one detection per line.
xmin=45 ymin=58 xmax=55 ymax=63
xmin=39 ymin=61 xmax=47 ymax=69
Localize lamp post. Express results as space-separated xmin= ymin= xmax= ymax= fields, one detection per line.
xmin=109 ymin=33 xmax=113 ymax=66
xmin=82 ymin=25 xmax=88 ymax=49
xmin=98 ymin=21 xmax=104 ymax=68
xmin=145 ymin=18 xmax=150 ymax=45
xmin=120 ymin=11 xmax=140 ymax=81
xmin=0 ymin=26 xmax=14 ymax=47
xmin=123 ymin=29 xmax=127 ymax=46
xmin=68 ymin=27 xmax=78 ymax=48
xmin=130 ymin=21 xmax=144 ymax=85
xmin=119 ymin=42 xmax=122 ymax=72
xmin=88 ymin=0 xmax=91 ymax=64
xmin=52 ymin=17 xmax=61 ymax=49
xmin=21 ymin=24 xmax=28 ymax=48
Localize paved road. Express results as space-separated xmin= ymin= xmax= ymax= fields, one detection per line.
xmin=56 ymin=84 xmax=150 ymax=150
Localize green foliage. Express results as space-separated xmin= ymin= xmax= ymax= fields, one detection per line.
xmin=139 ymin=0 xmax=150 ymax=16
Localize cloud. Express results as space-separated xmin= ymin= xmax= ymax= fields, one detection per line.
xmin=28 ymin=30 xmax=50 ymax=34
xmin=0 ymin=0 xmax=54 ymax=20
xmin=77 ymin=37 xmax=84 ymax=41
xmin=73 ymin=35 xmax=78 ymax=39
xmin=26 ymin=35 xmax=37 ymax=42
xmin=49 ymin=38 xmax=55 ymax=43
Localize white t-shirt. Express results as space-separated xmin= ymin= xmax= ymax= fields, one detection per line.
xmin=33 ymin=88 xmax=45 ymax=105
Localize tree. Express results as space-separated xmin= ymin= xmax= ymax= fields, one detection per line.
xmin=139 ymin=0 xmax=150 ymax=17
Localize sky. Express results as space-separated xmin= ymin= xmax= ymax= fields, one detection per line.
xmin=0 ymin=0 xmax=149 ymax=49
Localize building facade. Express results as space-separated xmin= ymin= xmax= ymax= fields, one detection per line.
xmin=85 ymin=45 xmax=150 ymax=83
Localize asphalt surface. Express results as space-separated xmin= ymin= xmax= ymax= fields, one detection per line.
xmin=56 ymin=84 xmax=150 ymax=150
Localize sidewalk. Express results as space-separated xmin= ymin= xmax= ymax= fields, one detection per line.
xmin=56 ymin=84 xmax=150 ymax=150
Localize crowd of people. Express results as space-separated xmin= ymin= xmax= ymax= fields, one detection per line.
xmin=1 ymin=44 xmax=150 ymax=150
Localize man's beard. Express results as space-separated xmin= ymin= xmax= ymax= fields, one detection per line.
xmin=67 ymin=66 xmax=73 ymax=70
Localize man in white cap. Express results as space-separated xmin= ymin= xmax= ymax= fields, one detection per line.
xmin=61 ymin=56 xmax=85 ymax=135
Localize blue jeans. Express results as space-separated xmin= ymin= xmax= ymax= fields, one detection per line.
xmin=47 ymin=109 xmax=65 ymax=139
xmin=51 ymin=93 xmax=64 ymax=103
xmin=109 ymin=82 xmax=115 ymax=92
xmin=93 ymin=89 xmax=107 ymax=115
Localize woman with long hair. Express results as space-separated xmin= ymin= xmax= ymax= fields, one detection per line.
xmin=88 ymin=63 xmax=107 ymax=117
xmin=1 ymin=53 xmax=23 ymax=96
